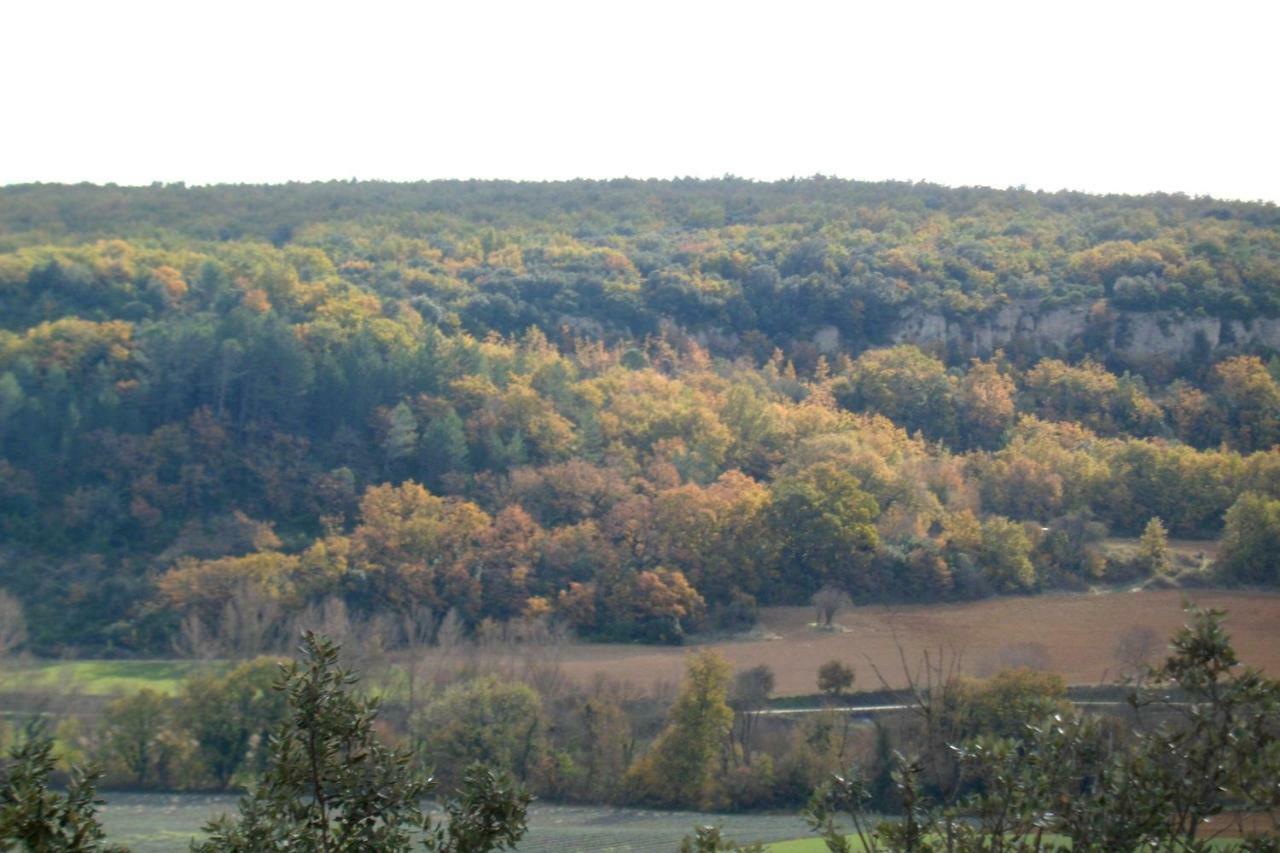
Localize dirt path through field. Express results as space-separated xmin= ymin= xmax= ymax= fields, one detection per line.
xmin=554 ymin=589 xmax=1280 ymax=695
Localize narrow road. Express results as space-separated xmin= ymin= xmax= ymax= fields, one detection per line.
xmin=758 ymin=699 xmax=1149 ymax=717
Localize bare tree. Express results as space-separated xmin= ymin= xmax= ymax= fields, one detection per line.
xmin=352 ymin=611 xmax=397 ymax=682
xmin=220 ymin=582 xmax=284 ymax=659
xmin=173 ymin=611 xmax=220 ymax=660
xmin=472 ymin=615 xmax=571 ymax=701
xmin=515 ymin=616 xmax=572 ymax=700
xmin=291 ymin=597 xmax=354 ymax=650
xmin=396 ymin=606 xmax=469 ymax=701
xmin=436 ymin=607 xmax=465 ymax=649
xmin=287 ymin=596 xmax=399 ymax=677
xmin=398 ymin=605 xmax=437 ymax=721
xmin=424 ymin=607 xmax=468 ymax=691
xmin=0 ymin=589 xmax=28 ymax=658
xmin=1114 ymin=624 xmax=1161 ymax=678
xmin=865 ymin=619 xmax=969 ymax=806
xmin=728 ymin=665 xmax=775 ymax=767
xmin=812 ymin=585 xmax=852 ymax=629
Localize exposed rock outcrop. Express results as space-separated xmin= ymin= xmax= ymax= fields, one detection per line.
xmin=890 ymin=301 xmax=1280 ymax=366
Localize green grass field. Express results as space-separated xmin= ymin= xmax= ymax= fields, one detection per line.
xmin=0 ymin=657 xmax=423 ymax=702
xmin=0 ymin=659 xmax=225 ymax=697
xmin=763 ymin=832 xmax=1251 ymax=850
xmin=97 ymin=793 xmax=816 ymax=851
xmin=763 ymin=836 xmax=1066 ymax=852
xmin=765 ymin=837 xmax=859 ymax=852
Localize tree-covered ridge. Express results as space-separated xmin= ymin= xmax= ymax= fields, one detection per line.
xmin=4 ymin=179 xmax=1280 ymax=330
xmin=2 ymin=180 xmax=1280 ymax=655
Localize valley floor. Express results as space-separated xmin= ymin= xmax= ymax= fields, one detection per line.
xmin=552 ymin=588 xmax=1280 ymax=694
xmin=97 ymin=792 xmax=816 ymax=852
xmin=3 ymin=588 xmax=1277 ymax=702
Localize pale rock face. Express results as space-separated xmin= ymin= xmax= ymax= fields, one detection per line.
xmin=891 ymin=312 xmax=948 ymax=346
xmin=966 ymin=306 xmax=1010 ymax=353
xmin=1116 ymin=315 xmax=1220 ymax=360
xmin=1026 ymin=307 xmax=1090 ymax=355
xmin=889 ymin=302 xmax=1087 ymax=354
xmin=1238 ymin=317 xmax=1280 ymax=349
xmin=889 ymin=301 xmax=1280 ymax=362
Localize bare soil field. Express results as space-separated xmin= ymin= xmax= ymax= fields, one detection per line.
xmin=554 ymin=589 xmax=1280 ymax=695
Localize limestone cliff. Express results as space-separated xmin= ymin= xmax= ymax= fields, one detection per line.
xmin=885 ymin=301 xmax=1280 ymax=365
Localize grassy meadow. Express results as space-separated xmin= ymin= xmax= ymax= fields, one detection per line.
xmin=96 ymin=793 xmax=817 ymax=852
xmin=0 ymin=659 xmax=224 ymax=697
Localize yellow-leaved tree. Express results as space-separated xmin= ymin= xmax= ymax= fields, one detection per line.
xmin=625 ymin=649 xmax=733 ymax=808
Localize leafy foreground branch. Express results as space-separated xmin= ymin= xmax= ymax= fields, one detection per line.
xmin=196 ymin=630 xmax=530 ymax=853
xmin=803 ymin=606 xmax=1280 ymax=852
xmin=0 ymin=732 xmax=125 ymax=852
xmin=0 ymin=631 xmax=530 ymax=853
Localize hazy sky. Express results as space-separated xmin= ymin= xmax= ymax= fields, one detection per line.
xmin=4 ymin=0 xmax=1278 ymax=201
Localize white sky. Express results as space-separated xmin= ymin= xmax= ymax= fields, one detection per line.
xmin=3 ymin=0 xmax=1278 ymax=202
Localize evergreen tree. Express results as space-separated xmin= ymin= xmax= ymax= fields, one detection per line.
xmin=196 ymin=632 xmax=529 ymax=853
xmin=381 ymin=401 xmax=419 ymax=465
xmin=1137 ymin=516 xmax=1171 ymax=575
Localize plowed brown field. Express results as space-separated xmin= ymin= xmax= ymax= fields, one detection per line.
xmin=554 ymin=589 xmax=1280 ymax=695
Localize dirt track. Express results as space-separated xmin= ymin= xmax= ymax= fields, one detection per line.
xmin=553 ymin=589 xmax=1280 ymax=695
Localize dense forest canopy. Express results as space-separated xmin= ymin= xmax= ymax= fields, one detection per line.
xmin=2 ymin=178 xmax=1280 ymax=655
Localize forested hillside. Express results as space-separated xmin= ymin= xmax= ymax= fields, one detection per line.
xmin=3 ymin=178 xmax=1280 ymax=654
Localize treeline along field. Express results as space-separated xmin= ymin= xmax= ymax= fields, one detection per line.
xmin=1 ymin=179 xmax=1280 ymax=657
xmin=11 ymin=588 xmax=1276 ymax=703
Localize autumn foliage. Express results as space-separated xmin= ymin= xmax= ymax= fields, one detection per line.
xmin=0 ymin=180 xmax=1278 ymax=653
